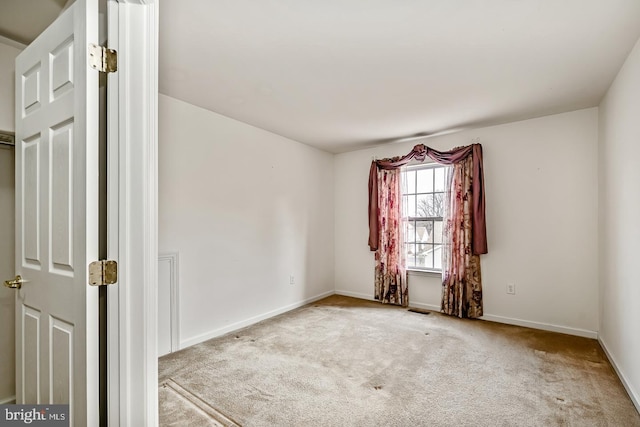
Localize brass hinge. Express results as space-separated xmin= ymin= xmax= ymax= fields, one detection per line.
xmin=88 ymin=260 xmax=118 ymax=286
xmin=88 ymin=43 xmax=117 ymax=73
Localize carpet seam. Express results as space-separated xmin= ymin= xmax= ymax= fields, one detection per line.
xmin=161 ymin=378 xmax=242 ymax=426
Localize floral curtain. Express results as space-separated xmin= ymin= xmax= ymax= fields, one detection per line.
xmin=368 ymin=143 xmax=487 ymax=318
xmin=441 ymin=156 xmax=483 ymax=318
xmin=374 ymin=168 xmax=408 ymax=306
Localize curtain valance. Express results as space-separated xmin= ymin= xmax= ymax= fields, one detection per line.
xmin=368 ymin=143 xmax=487 ymax=255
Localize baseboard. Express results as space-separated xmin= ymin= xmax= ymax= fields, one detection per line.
xmin=0 ymin=395 xmax=16 ymax=404
xmin=334 ymin=290 xmax=375 ymax=301
xmin=480 ymin=313 xmax=598 ymax=339
xmin=335 ymin=291 xmax=597 ymax=338
xmin=335 ymin=291 xmax=441 ymax=312
xmin=271 ymin=290 xmax=597 ymax=339
xmin=598 ymin=336 xmax=640 ymax=414
xmin=407 ymin=301 xmax=441 ymax=312
xmin=180 ymin=290 xmax=335 ymax=349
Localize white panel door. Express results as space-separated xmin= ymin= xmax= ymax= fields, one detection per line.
xmin=14 ymin=1 xmax=100 ymax=426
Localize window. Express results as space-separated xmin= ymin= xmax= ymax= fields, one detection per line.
xmin=402 ymin=163 xmax=449 ymax=272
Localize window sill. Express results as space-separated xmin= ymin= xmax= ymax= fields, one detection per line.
xmin=407 ymin=269 xmax=441 ymax=277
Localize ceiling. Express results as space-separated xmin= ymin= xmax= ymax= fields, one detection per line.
xmin=0 ymin=0 xmax=68 ymax=46
xmin=3 ymin=1 xmax=640 ymax=153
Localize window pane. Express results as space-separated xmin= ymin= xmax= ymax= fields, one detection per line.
xmin=406 ymin=195 xmax=416 ymax=217
xmin=403 ymin=220 xmax=410 ymax=242
xmin=434 ymin=167 xmax=445 ymax=192
xmin=433 ymin=220 xmax=443 ymax=244
xmin=416 ymin=168 xmax=433 ymax=193
xmin=401 ymin=195 xmax=408 ymax=218
xmin=416 ymin=194 xmax=428 ymax=217
xmin=405 ymin=220 xmax=416 ymax=243
xmin=429 ymin=194 xmax=438 ymax=217
xmin=403 ymin=164 xmax=447 ymax=272
xmin=405 ymin=243 xmax=416 ymax=267
xmin=416 ymin=220 xmax=433 ymax=243
xmin=434 ymin=244 xmax=442 ymax=269
xmin=406 ymin=170 xmax=416 ymax=194
xmin=417 ymin=243 xmax=434 ymax=269
xmin=433 ymin=192 xmax=445 ymax=217
xmin=415 ymin=221 xmax=429 ymax=242
xmin=414 ymin=243 xmax=424 ymax=267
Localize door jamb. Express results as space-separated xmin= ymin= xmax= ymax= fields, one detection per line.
xmin=106 ymin=0 xmax=158 ymax=425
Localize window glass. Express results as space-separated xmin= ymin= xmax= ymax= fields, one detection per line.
xmin=401 ymin=164 xmax=449 ymax=272
xmin=406 ymin=170 xmax=416 ymax=194
xmin=416 ymin=168 xmax=433 ymax=193
xmin=405 ymin=195 xmax=416 ymax=218
xmin=434 ymin=167 xmax=446 ymax=192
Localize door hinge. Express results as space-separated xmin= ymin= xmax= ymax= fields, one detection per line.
xmin=89 ymin=260 xmax=118 ymax=286
xmin=88 ymin=43 xmax=117 ymax=73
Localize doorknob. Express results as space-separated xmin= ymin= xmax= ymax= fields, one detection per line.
xmin=4 ymin=275 xmax=27 ymax=290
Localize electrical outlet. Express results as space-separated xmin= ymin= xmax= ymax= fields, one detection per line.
xmin=289 ymin=275 xmax=295 ymax=285
xmin=506 ymin=283 xmax=516 ymax=295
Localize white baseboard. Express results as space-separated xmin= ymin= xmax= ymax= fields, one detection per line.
xmin=180 ymin=290 xmax=335 ymax=349
xmin=480 ymin=313 xmax=597 ymax=339
xmin=336 ymin=290 xmax=441 ymax=311
xmin=407 ymin=301 xmax=441 ymax=311
xmin=185 ymin=288 xmax=597 ymax=347
xmin=334 ymin=290 xmax=374 ymax=301
xmin=598 ymin=336 xmax=640 ymax=414
xmin=335 ymin=290 xmax=597 ymax=338
xmin=0 ymin=395 xmax=16 ymax=404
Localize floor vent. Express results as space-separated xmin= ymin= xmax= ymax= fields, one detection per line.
xmin=408 ymin=308 xmax=432 ymax=315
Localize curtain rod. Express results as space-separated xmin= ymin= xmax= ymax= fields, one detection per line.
xmin=372 ymin=136 xmax=481 ymax=161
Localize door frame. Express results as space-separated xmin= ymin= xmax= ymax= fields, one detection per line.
xmin=106 ymin=0 xmax=158 ymax=425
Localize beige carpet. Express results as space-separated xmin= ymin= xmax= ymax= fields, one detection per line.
xmin=158 ymin=295 xmax=640 ymax=426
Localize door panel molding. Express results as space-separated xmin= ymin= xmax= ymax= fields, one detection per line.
xmin=21 ymin=305 xmax=41 ymax=403
xmin=49 ymin=316 xmax=74 ymax=407
xmin=158 ymin=253 xmax=180 ymax=356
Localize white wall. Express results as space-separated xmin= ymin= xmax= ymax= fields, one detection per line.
xmin=335 ymin=108 xmax=599 ymax=337
xmin=0 ymin=39 xmax=19 ymax=404
xmin=598 ymin=37 xmax=640 ymax=410
xmin=158 ymin=94 xmax=335 ymax=348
